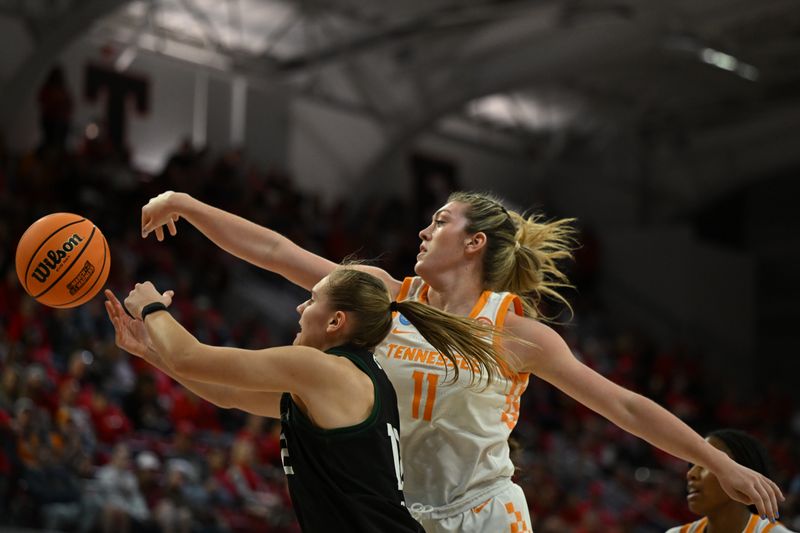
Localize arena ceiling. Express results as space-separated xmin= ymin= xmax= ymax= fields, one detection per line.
xmin=1 ymin=0 xmax=799 ymax=200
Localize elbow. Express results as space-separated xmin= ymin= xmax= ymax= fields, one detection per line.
xmin=168 ymin=340 xmax=203 ymax=380
xmin=621 ymin=390 xmax=654 ymax=426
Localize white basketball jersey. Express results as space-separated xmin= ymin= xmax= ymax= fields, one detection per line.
xmin=373 ymin=277 xmax=529 ymax=508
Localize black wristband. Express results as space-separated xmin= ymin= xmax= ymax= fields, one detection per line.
xmin=140 ymin=302 xmax=169 ymax=321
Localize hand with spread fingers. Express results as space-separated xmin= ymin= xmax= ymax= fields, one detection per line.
xmin=142 ymin=190 xmax=181 ymax=241
xmin=104 ymin=289 xmax=152 ymax=358
xmin=716 ymin=459 xmax=784 ymax=522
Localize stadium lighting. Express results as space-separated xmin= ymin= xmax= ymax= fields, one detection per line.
xmin=698 ymin=47 xmax=759 ymax=81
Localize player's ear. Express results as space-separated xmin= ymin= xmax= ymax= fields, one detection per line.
xmin=465 ymin=232 xmax=487 ymax=254
xmin=327 ymin=310 xmax=347 ymax=334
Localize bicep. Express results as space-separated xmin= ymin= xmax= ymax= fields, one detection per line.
xmin=269 ymin=241 xmax=402 ymax=296
xmin=225 ymin=390 xmax=283 ymax=418
xmin=172 ymin=343 xmax=353 ymax=397
xmin=270 ymin=240 xmax=340 ymax=290
xmin=350 ymin=265 xmax=402 ymax=298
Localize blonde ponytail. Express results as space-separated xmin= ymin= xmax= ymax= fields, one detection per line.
xmin=448 ymin=191 xmax=577 ymax=320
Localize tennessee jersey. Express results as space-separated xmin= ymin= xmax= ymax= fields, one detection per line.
xmin=666 ymin=515 xmax=796 ymax=533
xmin=373 ymin=276 xmax=529 ymax=509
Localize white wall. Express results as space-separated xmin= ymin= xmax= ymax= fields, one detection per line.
xmin=288 ymin=98 xmax=389 ymax=202
xmin=4 ymin=38 xmax=290 ymax=174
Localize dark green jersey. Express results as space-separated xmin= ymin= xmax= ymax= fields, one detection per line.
xmin=279 ymin=344 xmax=424 ymax=533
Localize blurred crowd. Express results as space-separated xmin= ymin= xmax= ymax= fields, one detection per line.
xmin=0 ymin=71 xmax=798 ymax=532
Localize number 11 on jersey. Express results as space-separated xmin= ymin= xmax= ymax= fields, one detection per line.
xmin=411 ymin=371 xmax=439 ymax=421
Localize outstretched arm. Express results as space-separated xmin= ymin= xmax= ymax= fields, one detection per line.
xmin=503 ymin=312 xmax=784 ymax=521
xmin=104 ymin=290 xmax=281 ymax=417
xmin=123 ymin=282 xmax=374 ymax=429
xmin=141 ymin=191 xmax=401 ymax=294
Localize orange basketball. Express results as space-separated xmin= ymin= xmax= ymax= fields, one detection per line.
xmin=15 ymin=213 xmax=111 ymax=308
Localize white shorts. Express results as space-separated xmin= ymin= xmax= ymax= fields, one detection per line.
xmin=413 ymin=482 xmax=532 ymax=533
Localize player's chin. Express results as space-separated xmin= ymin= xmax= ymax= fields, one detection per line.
xmin=686 ymin=496 xmax=707 ymax=515
xmin=413 ymin=257 xmax=431 ymax=277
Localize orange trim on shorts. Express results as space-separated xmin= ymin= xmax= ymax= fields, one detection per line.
xmin=504 ymin=502 xmax=530 ymax=533
xmin=471 ymin=498 xmax=491 ymax=514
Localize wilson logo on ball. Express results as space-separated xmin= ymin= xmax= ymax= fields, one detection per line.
xmin=16 ymin=213 xmax=110 ymax=308
xmin=30 ymin=233 xmax=84 ymax=283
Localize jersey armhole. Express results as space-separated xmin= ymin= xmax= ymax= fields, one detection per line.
xmin=495 ymin=294 xmax=528 ymax=379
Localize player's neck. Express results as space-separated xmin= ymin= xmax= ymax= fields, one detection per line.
xmin=425 ymin=273 xmax=484 ymax=316
xmin=704 ymin=505 xmax=752 ymax=533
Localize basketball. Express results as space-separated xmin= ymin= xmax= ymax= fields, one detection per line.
xmin=15 ymin=213 xmax=110 ymax=308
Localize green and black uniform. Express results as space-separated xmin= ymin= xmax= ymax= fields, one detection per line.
xmin=279 ymin=344 xmax=424 ymax=533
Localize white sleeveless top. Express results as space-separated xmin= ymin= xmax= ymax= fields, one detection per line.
xmin=373 ymin=276 xmax=529 ymax=509
xmin=666 ymin=515 xmax=796 ymax=533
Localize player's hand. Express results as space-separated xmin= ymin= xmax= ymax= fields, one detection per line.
xmin=142 ymin=190 xmax=182 ymax=241
xmin=105 ymin=289 xmax=152 ymax=358
xmin=123 ymin=281 xmax=174 ymax=320
xmin=715 ymin=460 xmax=784 ymax=522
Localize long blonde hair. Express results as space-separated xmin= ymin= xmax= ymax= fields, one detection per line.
xmin=448 ymin=191 xmax=576 ymax=319
xmin=325 ymin=267 xmax=513 ymax=384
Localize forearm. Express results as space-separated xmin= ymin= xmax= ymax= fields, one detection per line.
xmin=143 ymin=310 xmax=204 ymax=376
xmin=170 ymin=193 xmax=337 ymax=290
xmin=173 ymin=193 xmax=283 ymax=269
xmin=142 ymin=346 xmax=235 ymax=409
xmin=617 ymin=392 xmax=731 ymax=471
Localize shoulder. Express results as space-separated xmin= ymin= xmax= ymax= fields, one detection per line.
xmin=284 ymin=346 xmax=370 ymax=394
xmin=503 ymin=313 xmax=566 ymax=350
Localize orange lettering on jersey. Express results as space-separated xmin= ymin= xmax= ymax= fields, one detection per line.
xmin=422 ymin=373 xmax=439 ymax=421
xmin=390 ymin=345 xmax=486 ymax=375
xmin=411 ymin=370 xmax=424 ymax=419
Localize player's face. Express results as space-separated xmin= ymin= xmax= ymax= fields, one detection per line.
xmin=416 ymin=201 xmax=473 ymax=278
xmin=686 ymin=436 xmax=737 ymax=516
xmin=294 ymin=276 xmax=336 ymax=349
